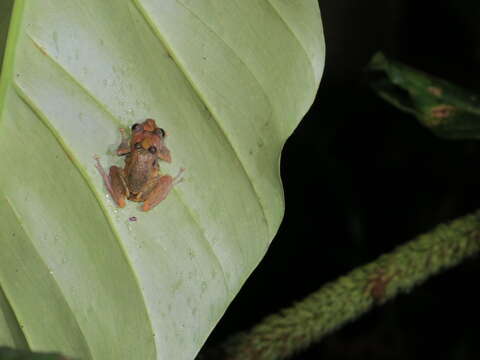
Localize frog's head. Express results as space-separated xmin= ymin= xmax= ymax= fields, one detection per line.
xmin=131 ymin=119 xmax=171 ymax=163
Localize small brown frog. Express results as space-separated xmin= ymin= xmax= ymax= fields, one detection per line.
xmin=95 ymin=119 xmax=184 ymax=211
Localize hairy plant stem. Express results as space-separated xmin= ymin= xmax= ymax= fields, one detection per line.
xmin=205 ymin=210 xmax=480 ymax=360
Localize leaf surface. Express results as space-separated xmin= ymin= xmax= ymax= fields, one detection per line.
xmin=0 ymin=1 xmax=324 ymax=359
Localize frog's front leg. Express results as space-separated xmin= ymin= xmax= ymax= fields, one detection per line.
xmin=116 ymin=128 xmax=130 ymax=156
xmin=94 ymin=156 xmax=129 ymax=208
xmin=142 ymin=168 xmax=185 ymax=211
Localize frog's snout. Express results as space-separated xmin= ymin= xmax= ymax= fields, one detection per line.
xmin=141 ymin=138 xmax=153 ymax=150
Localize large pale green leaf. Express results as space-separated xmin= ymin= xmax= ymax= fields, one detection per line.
xmin=0 ymin=1 xmax=324 ymax=359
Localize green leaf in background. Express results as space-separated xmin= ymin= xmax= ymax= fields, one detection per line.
xmin=368 ymin=52 xmax=480 ymax=139
xmin=0 ymin=1 xmax=324 ymax=359
xmin=0 ymin=346 xmax=70 ymax=360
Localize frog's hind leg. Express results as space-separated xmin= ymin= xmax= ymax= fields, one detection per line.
xmin=109 ymin=166 xmax=129 ymax=207
xmin=142 ymin=168 xmax=185 ymax=211
xmin=94 ymin=156 xmax=129 ymax=208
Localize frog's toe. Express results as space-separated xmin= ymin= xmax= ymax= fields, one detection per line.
xmin=117 ymin=198 xmax=126 ymax=208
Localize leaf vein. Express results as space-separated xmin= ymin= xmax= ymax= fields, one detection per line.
xmin=264 ymin=0 xmax=317 ymax=83
xmin=131 ymin=0 xmax=271 ymax=233
xmin=0 ymin=277 xmax=29 ymax=349
xmin=1 ymin=195 xmax=93 ymax=359
xmin=25 ymin=35 xmax=231 ymax=294
xmin=12 ymin=83 xmax=153 ymax=359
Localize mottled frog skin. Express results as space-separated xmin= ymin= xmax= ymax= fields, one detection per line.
xmin=95 ymin=118 xmax=184 ymax=211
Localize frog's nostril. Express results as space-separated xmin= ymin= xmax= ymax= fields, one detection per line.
xmin=134 ymin=142 xmax=142 ymax=149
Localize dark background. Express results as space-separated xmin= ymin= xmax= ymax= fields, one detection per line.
xmin=204 ymin=0 xmax=480 ymax=359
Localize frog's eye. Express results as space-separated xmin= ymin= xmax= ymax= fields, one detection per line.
xmin=131 ymin=123 xmax=141 ymax=132
xmin=134 ymin=142 xmax=142 ymax=149
xmin=154 ymin=128 xmax=166 ymax=137
xmin=148 ymin=146 xmax=157 ymax=154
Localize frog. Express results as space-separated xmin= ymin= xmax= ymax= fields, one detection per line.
xmin=94 ymin=118 xmax=184 ymax=211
